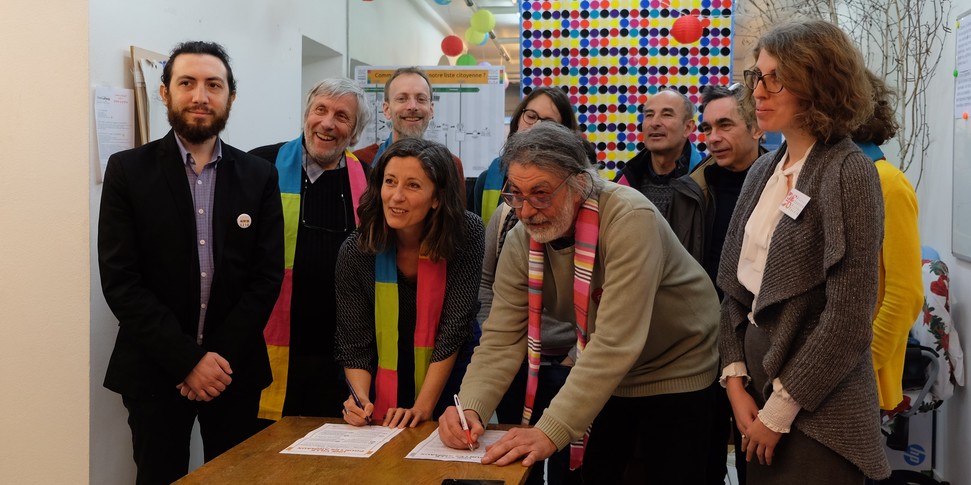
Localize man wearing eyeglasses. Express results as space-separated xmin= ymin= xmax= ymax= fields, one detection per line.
xmin=614 ymin=89 xmax=703 ymax=255
xmin=249 ymin=78 xmax=371 ymax=423
xmin=673 ymin=84 xmax=765 ymax=485
xmin=353 ymin=66 xmax=466 ymax=201
xmin=439 ymin=123 xmax=720 ymax=484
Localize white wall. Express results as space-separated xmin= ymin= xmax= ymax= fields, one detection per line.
xmin=86 ymin=1 xmax=453 ymax=483
xmin=0 ymin=1 xmax=91 ymax=484
xmin=348 ymin=0 xmax=454 ymax=67
xmin=917 ymin=2 xmax=971 ymax=483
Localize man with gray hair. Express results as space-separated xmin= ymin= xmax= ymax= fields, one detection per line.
xmin=439 ymin=122 xmax=720 ymax=483
xmin=250 ymin=78 xmax=371 ymax=421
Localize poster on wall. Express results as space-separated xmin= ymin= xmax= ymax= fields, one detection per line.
xmin=353 ymin=65 xmax=506 ymax=176
xmin=94 ymin=86 xmax=135 ymax=182
xmin=518 ymin=0 xmax=735 ymax=179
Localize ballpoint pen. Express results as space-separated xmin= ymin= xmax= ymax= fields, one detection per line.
xmin=346 ymin=377 xmax=371 ymax=425
xmin=453 ymin=394 xmax=474 ymax=451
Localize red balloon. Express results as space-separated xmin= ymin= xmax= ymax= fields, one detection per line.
xmin=441 ymin=35 xmax=464 ymax=57
xmin=671 ymin=15 xmax=703 ymax=44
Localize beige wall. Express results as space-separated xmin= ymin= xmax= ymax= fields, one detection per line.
xmin=0 ymin=1 xmax=90 ymax=483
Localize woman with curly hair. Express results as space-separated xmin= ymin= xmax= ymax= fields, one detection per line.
xmin=718 ymin=19 xmax=891 ymax=482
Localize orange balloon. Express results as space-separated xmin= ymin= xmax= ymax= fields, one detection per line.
xmin=671 ymin=15 xmax=704 ymax=44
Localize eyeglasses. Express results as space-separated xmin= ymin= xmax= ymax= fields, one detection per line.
xmin=300 ymin=176 xmax=352 ymax=233
xmin=520 ymin=108 xmax=557 ymax=126
xmin=743 ymin=70 xmax=784 ymax=94
xmin=500 ymin=173 xmax=575 ymax=209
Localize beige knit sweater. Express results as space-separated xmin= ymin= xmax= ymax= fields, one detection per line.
xmin=460 ymin=182 xmax=720 ymax=449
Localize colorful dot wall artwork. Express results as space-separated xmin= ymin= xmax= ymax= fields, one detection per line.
xmin=519 ymin=0 xmax=735 ymax=179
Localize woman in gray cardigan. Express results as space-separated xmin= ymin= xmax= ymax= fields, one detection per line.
xmin=717 ymin=20 xmax=891 ymax=483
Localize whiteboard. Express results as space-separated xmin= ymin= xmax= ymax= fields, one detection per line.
xmin=954 ymin=11 xmax=971 ymax=262
xmin=352 ymin=66 xmax=506 ymax=175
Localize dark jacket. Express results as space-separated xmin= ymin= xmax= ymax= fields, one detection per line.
xmin=674 ymin=146 xmax=769 ymax=268
xmin=615 ymin=141 xmax=705 ymax=262
xmin=99 ymin=130 xmax=284 ymax=398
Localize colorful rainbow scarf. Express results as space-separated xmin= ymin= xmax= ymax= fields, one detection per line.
xmin=258 ymin=136 xmax=367 ymax=421
xmin=525 ymin=196 xmax=600 ymax=470
xmin=373 ymin=244 xmax=447 ymax=420
xmin=479 ymin=157 xmax=504 ymax=226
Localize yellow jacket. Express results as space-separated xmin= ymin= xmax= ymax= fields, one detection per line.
xmin=872 ymin=159 xmax=924 ymax=410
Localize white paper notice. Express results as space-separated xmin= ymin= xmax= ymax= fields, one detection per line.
xmin=94 ymin=86 xmax=134 ymax=181
xmin=280 ymin=423 xmax=403 ymax=457
xmin=406 ymin=428 xmax=508 ymax=463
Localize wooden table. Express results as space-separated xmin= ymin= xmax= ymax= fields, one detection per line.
xmin=175 ymin=417 xmax=530 ymax=485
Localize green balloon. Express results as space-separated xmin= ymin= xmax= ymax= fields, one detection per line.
xmin=471 ymin=10 xmax=496 ymax=32
xmin=456 ymin=54 xmax=478 ymax=66
xmin=465 ymin=29 xmax=487 ymax=45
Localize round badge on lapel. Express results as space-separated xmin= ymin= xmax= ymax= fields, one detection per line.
xmin=237 ymin=213 xmax=252 ymax=229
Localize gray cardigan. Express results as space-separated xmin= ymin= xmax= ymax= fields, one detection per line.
xmin=717 ymin=137 xmax=891 ymax=480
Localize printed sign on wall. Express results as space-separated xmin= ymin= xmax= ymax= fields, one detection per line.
xmin=354 ymin=66 xmax=506 ymax=175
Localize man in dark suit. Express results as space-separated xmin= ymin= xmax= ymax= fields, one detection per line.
xmin=98 ymin=41 xmax=284 ymax=485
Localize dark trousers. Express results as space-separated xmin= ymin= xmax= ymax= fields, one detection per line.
xmin=496 ymin=359 xmax=579 ymax=485
xmin=706 ymin=381 xmax=746 ymax=484
xmin=122 ymin=386 xmax=262 ymax=485
xmin=282 ymin=355 xmax=345 ymax=418
xmin=583 ymin=385 xmax=715 ymax=484
xmin=746 ymin=427 xmax=864 ymax=484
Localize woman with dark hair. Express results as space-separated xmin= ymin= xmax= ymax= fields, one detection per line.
xmin=718 ymin=19 xmax=891 ymax=482
xmin=335 ymin=138 xmax=484 ymax=428
xmin=852 ymin=70 xmax=923 ymax=416
xmin=473 ymin=86 xmax=579 ymax=225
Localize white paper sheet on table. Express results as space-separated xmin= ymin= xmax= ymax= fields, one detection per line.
xmin=406 ymin=428 xmax=508 ymax=463
xmin=280 ymin=423 xmax=403 ymax=457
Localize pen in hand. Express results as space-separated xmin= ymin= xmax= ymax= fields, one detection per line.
xmin=453 ymin=394 xmax=474 ymax=451
xmin=346 ymin=377 xmax=371 ymax=425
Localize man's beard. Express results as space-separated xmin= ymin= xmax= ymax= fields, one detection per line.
xmin=393 ymin=111 xmax=430 ymax=140
xmin=306 ymin=135 xmax=347 ymax=168
xmin=166 ymin=100 xmax=231 ymax=144
xmin=520 ymin=210 xmax=575 ymax=244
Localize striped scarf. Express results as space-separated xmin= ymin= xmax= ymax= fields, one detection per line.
xmin=525 ymin=196 xmax=599 ymax=470
xmin=258 ymin=136 xmax=367 ymax=421
xmin=479 ymin=156 xmax=504 ymax=226
xmin=373 ymin=245 xmax=447 ymax=420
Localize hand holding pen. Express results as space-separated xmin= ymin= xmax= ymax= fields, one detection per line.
xmin=438 ymin=403 xmax=485 ymax=452
xmin=453 ymin=395 xmax=475 ymax=451
xmin=343 ymin=377 xmax=373 ymax=426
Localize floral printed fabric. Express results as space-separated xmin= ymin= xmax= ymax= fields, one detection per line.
xmin=906 ymin=259 xmax=965 ymax=411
